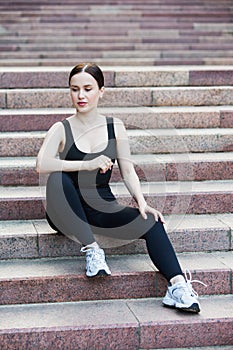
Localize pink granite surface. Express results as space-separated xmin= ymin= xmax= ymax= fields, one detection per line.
xmin=220 ymin=110 xmax=233 ymax=128
xmin=189 ymin=70 xmax=233 ymax=86
xmin=0 ymin=255 xmax=231 ymax=305
xmin=0 ymin=91 xmax=6 ymax=108
xmin=2 ymin=189 xmax=233 ymax=220
xmin=0 ymin=136 xmax=43 ymax=157
xmin=0 ymin=168 xmax=38 ymax=186
xmin=0 ymin=70 xmax=114 ymax=88
xmin=0 ymin=112 xmax=68 ymax=132
xmin=0 ymin=199 xmax=45 ymax=220
xmin=1 ymin=157 xmax=232 ymax=186
xmin=152 ymin=87 xmax=233 ymax=106
xmin=128 ymin=296 xmax=233 ymax=348
xmin=7 ymin=89 xmax=71 ymax=109
xmin=0 ymin=326 xmax=139 ymax=350
xmin=115 ymin=69 xmax=188 ymax=87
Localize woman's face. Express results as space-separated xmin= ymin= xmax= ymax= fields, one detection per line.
xmin=69 ymin=72 xmax=104 ymax=113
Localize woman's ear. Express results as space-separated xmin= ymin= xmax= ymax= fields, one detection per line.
xmin=99 ymin=86 xmax=105 ymax=98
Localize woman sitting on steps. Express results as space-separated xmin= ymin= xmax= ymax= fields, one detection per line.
xmin=36 ymin=62 xmax=203 ymax=313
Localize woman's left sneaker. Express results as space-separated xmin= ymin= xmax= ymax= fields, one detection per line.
xmin=162 ymin=270 xmax=207 ymax=313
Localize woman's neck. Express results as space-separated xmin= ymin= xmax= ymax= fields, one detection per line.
xmin=74 ymin=109 xmax=102 ymax=126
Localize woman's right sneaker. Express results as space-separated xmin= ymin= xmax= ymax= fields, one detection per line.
xmin=162 ymin=270 xmax=207 ymax=313
xmin=80 ymin=245 xmax=111 ymax=278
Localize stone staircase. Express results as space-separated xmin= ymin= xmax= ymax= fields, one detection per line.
xmin=0 ymin=0 xmax=233 ymax=349
xmin=0 ymin=0 xmax=233 ymax=66
xmin=0 ymin=65 xmax=233 ymax=349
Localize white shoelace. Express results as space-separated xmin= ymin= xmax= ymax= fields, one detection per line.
xmin=184 ymin=269 xmax=207 ymax=297
xmin=81 ymin=246 xmax=104 ymax=266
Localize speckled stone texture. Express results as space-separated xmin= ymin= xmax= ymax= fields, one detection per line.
xmin=0 ymin=198 xmax=45 ymax=220
xmin=0 ymin=111 xmax=69 ymax=132
xmin=1 ymin=105 xmax=228 ymax=132
xmin=1 ymin=180 xmax=232 ymax=220
xmin=7 ymin=89 xmax=71 ymax=109
xmin=0 ymin=300 xmax=139 ymax=350
xmin=152 ymin=87 xmax=233 ymax=106
xmin=0 ymin=69 xmax=114 ymax=88
xmin=129 ymin=296 xmax=233 ymax=348
xmin=0 ymin=220 xmax=38 ymax=259
xmin=189 ymin=70 xmax=233 ymax=86
xmin=0 ymin=252 xmax=232 ymax=305
xmin=221 ymin=110 xmax=233 ymax=128
xmin=115 ymin=68 xmax=189 ymax=87
xmin=0 ymin=90 xmax=6 ymax=108
xmin=0 ymin=296 xmax=232 ymax=350
xmin=0 ymin=132 xmax=44 ymax=156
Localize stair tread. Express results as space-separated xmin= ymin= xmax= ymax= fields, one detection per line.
xmin=1 ymin=127 xmax=233 ymax=137
xmin=1 ymin=152 xmax=233 ymax=168
xmin=0 ymin=251 xmax=232 ymax=280
xmin=1 ymin=180 xmax=233 ymax=199
xmin=1 ymin=105 xmax=233 ymax=114
xmin=0 ymin=294 xmax=232 ymax=331
xmin=1 ymin=212 xmax=232 ymax=235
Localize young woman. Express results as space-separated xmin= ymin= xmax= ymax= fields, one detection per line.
xmin=36 ymin=62 xmax=202 ymax=313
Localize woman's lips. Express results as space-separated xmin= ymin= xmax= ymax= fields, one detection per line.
xmin=78 ymin=102 xmax=87 ymax=107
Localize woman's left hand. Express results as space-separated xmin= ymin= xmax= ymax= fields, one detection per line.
xmin=139 ymin=203 xmax=166 ymax=224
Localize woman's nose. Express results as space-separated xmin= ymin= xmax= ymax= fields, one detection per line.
xmin=78 ymin=89 xmax=85 ymax=99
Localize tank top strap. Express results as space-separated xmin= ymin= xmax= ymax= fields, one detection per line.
xmin=106 ymin=117 xmax=116 ymax=141
xmin=59 ymin=119 xmax=74 ymax=160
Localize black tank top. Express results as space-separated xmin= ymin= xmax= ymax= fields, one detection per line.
xmin=59 ymin=117 xmax=116 ymax=188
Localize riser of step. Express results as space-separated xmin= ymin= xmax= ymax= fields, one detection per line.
xmin=1 ymin=107 xmax=232 ymax=132
xmin=1 ymin=87 xmax=233 ymax=109
xmin=3 ymin=37 xmax=233 ymax=46
xmin=2 ymin=9 xmax=232 ymax=17
xmin=1 ymin=181 xmax=232 ymax=220
xmin=1 ymin=129 xmax=233 ymax=157
xmin=1 ymin=153 xmax=233 ymax=186
xmin=1 ymin=57 xmax=209 ymax=68
xmin=2 ymin=43 xmax=233 ymax=54
xmin=0 ymin=295 xmax=232 ymax=350
xmin=1 ymin=213 xmax=232 ymax=259
xmin=1 ymin=67 xmax=233 ymax=88
xmin=0 ymin=252 xmax=232 ymax=305
xmin=1 ymin=58 xmax=233 ymax=67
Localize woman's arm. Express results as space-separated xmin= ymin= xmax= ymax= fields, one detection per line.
xmin=114 ymin=118 xmax=165 ymax=223
xmin=36 ymin=122 xmax=113 ymax=174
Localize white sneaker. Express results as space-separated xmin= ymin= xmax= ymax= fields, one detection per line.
xmin=80 ymin=245 xmax=111 ymax=277
xmin=162 ymin=270 xmax=207 ymax=313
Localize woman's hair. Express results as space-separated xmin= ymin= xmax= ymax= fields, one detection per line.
xmin=68 ymin=63 xmax=104 ymax=89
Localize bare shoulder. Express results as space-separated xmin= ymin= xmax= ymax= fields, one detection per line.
xmin=43 ymin=121 xmax=66 ymax=148
xmin=112 ymin=117 xmax=127 ymax=139
xmin=48 ymin=121 xmax=64 ymax=133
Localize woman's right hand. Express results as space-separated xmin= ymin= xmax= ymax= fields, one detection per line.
xmin=87 ymin=155 xmax=113 ymax=173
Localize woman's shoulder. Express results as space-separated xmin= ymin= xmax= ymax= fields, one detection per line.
xmin=47 ymin=120 xmax=65 ymax=133
xmin=109 ymin=117 xmax=127 ymax=139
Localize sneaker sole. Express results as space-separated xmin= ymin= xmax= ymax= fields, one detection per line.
xmin=87 ymin=269 xmax=111 ymax=278
xmin=163 ymin=302 xmax=200 ymax=313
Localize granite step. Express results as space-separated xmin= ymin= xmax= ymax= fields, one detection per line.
xmin=0 ymin=295 xmax=232 ymax=350
xmin=1 ymin=86 xmax=233 ymax=109
xmin=1 ymin=66 xmax=233 ymax=88
xmin=1 ymin=212 xmax=232 ymax=259
xmin=1 ymin=128 xmax=233 ymax=157
xmin=1 ymin=152 xmax=233 ymax=186
xmin=0 ymin=251 xmax=232 ymax=305
xmin=1 ymin=106 xmax=232 ymax=132
xmin=0 ymin=180 xmax=232 ymax=220
xmin=1 ymin=57 xmax=233 ymax=67
xmin=0 ymin=105 xmax=227 ymax=130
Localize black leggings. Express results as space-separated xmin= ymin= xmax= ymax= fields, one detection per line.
xmin=46 ymin=172 xmax=183 ymax=282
